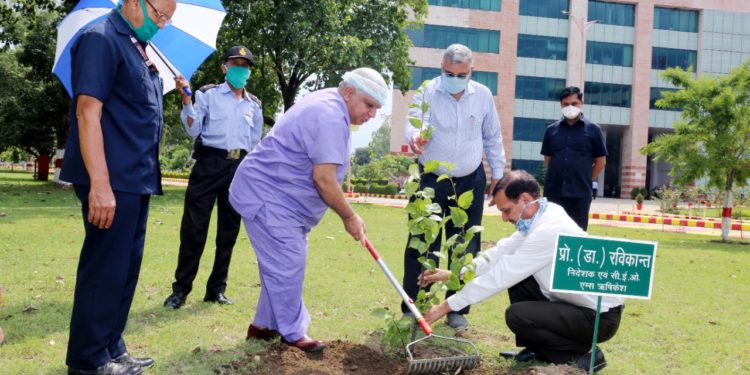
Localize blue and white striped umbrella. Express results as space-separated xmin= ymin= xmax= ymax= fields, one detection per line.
xmin=53 ymin=0 xmax=226 ymax=96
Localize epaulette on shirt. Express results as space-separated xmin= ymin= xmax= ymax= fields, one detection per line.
xmin=248 ymin=93 xmax=262 ymax=107
xmin=198 ymin=84 xmax=218 ymax=93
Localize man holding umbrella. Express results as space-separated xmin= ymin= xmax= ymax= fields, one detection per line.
xmin=60 ymin=0 xmax=175 ymax=374
xmin=163 ymin=46 xmax=263 ymax=309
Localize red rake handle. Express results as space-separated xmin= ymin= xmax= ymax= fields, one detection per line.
xmin=364 ymin=238 xmax=433 ymax=335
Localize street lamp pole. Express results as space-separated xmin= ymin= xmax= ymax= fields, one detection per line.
xmin=564 ymin=10 xmax=598 ymax=88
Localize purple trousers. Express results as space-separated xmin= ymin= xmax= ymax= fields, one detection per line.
xmin=244 ymin=207 xmax=310 ymax=342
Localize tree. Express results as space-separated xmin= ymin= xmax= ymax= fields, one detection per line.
xmin=374 ymin=154 xmax=412 ymax=188
xmin=641 ymin=62 xmax=750 ymax=241
xmin=353 ymin=147 xmax=370 ymax=166
xmin=0 ymin=1 xmax=71 ymax=180
xmin=368 ymin=120 xmax=392 ymax=159
xmin=189 ymin=0 xmax=428 ymax=125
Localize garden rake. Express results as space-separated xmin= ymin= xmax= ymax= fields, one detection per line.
xmin=364 ymin=239 xmax=481 ymax=374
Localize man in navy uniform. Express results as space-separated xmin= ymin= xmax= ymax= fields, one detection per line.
xmin=163 ymin=46 xmax=263 ymax=309
xmin=541 ymin=87 xmax=607 ymax=230
xmin=60 ymin=0 xmax=176 ymax=373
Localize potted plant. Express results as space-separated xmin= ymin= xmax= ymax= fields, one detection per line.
xmin=636 ymin=193 xmax=644 ymax=210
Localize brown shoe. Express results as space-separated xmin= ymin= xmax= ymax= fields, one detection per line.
xmin=246 ymin=324 xmax=279 ymax=341
xmin=282 ymin=335 xmax=325 ymax=353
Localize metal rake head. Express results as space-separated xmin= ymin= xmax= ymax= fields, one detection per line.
xmin=405 ymin=334 xmax=481 ymax=374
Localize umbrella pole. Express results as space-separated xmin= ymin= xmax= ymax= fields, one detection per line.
xmin=147 ymin=41 xmax=193 ymax=96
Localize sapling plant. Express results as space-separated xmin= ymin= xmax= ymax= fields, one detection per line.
xmin=372 ymin=81 xmax=483 ymax=353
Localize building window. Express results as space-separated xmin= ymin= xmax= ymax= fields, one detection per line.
xmin=651 ymin=47 xmax=697 ymax=70
xmin=519 ymin=0 xmax=568 ymax=19
xmin=584 ymin=82 xmax=632 ymax=107
xmin=405 ymin=25 xmax=500 ymax=53
xmin=428 ymin=0 xmax=501 ymax=12
xmin=409 ymin=67 xmax=499 ymax=95
xmin=654 ymin=7 xmax=698 ymax=33
xmin=511 ymin=159 xmax=544 ymax=176
xmin=515 ymin=76 xmax=566 ymax=101
xmin=588 ymin=0 xmax=635 ymax=27
xmin=517 ymin=34 xmax=568 ymax=61
xmin=649 ymin=87 xmax=682 ymax=110
xmin=513 ymin=117 xmax=553 ymax=142
xmin=586 ymin=41 xmax=633 ymax=67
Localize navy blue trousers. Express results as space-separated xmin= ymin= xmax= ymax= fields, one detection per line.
xmin=66 ymin=185 xmax=150 ymax=370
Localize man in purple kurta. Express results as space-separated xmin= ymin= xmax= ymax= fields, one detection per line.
xmin=229 ymin=68 xmax=388 ymax=352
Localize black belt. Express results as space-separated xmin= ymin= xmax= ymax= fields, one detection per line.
xmin=193 ymin=143 xmax=247 ymax=160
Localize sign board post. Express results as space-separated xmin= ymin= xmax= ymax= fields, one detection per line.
xmin=550 ymin=234 xmax=657 ymax=374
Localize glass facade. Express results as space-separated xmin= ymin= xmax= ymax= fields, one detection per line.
xmin=652 ymin=47 xmax=697 ymax=70
xmin=649 ymin=87 xmax=681 ymax=110
xmin=515 ymin=76 xmax=566 ymax=101
xmin=517 ymin=34 xmax=568 ymax=61
xmin=654 ymin=7 xmax=698 ymax=33
xmin=405 ymin=25 xmax=500 ymax=53
xmin=428 ymin=0 xmax=501 ymax=12
xmin=586 ymin=41 xmax=633 ymax=67
xmin=588 ymin=0 xmax=635 ymax=27
xmin=513 ymin=117 xmax=553 ymax=142
xmin=409 ymin=67 xmax=499 ymax=95
xmin=584 ymin=82 xmax=632 ymax=107
xmin=511 ymin=159 xmax=544 ymax=175
xmin=519 ymin=0 xmax=568 ymax=19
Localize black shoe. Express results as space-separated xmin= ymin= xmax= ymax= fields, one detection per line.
xmin=203 ymin=292 xmax=233 ymax=305
xmin=500 ymin=348 xmax=536 ymax=362
xmin=576 ymin=348 xmax=607 ymax=373
xmin=112 ymin=353 xmax=155 ymax=369
xmin=163 ymin=292 xmax=187 ymax=309
xmin=68 ymin=361 xmax=143 ymax=375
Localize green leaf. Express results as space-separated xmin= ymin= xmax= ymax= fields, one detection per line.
xmin=463 ymin=270 xmax=476 ymax=284
xmin=449 ymin=206 xmax=469 ymax=227
xmin=405 ymin=181 xmax=419 ymax=197
xmin=436 ymin=174 xmax=450 ymax=182
xmin=458 ymin=190 xmax=474 ymax=210
xmin=466 ymin=225 xmax=484 ymax=235
xmin=446 ymin=273 xmax=461 ymax=290
xmin=409 ymin=103 xmax=420 ymax=109
xmin=408 ymin=116 xmax=422 ymax=129
xmin=421 ymin=258 xmax=437 ymax=270
xmin=421 ymin=100 xmax=430 ymax=114
xmin=423 ymin=160 xmax=440 ymax=173
xmin=408 ymin=164 xmax=420 ymax=179
xmin=422 ymin=187 xmax=436 ymax=199
xmin=425 ymin=203 xmax=442 ymax=214
xmin=409 ymin=238 xmax=427 ymax=253
xmin=431 ymin=251 xmax=447 ymax=259
xmin=421 ymin=126 xmax=433 ymax=141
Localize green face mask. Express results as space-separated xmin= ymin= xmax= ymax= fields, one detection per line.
xmin=119 ymin=0 xmax=160 ymax=42
xmin=226 ymin=66 xmax=251 ymax=89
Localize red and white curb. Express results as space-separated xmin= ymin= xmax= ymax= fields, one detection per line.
xmin=590 ymin=212 xmax=750 ymax=232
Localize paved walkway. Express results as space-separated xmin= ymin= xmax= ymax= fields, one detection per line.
xmin=162 ymin=178 xmax=748 ymax=239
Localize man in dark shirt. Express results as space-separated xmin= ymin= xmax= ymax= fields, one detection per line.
xmin=540 ymin=87 xmax=607 ymax=230
xmin=60 ymin=0 xmax=176 ymax=373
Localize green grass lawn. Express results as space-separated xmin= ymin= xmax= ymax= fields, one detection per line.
xmin=1 ymin=171 xmax=749 ymax=374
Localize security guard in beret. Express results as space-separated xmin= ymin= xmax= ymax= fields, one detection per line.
xmin=164 ymin=45 xmax=263 ymax=309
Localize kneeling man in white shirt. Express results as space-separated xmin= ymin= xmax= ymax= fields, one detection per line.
xmin=420 ymin=170 xmax=623 ymax=373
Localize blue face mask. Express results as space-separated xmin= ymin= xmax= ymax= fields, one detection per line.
xmin=515 ymin=197 xmax=547 ymax=235
xmin=441 ymin=74 xmax=469 ymax=94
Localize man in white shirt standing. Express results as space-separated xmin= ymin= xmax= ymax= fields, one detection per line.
xmin=402 ymin=43 xmax=506 ymax=330
xmin=420 ymin=170 xmax=623 ymax=373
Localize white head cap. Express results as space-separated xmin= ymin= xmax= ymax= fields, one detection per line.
xmin=341 ymin=67 xmax=388 ymax=106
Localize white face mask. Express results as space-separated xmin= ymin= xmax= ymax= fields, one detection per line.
xmin=561 ymin=105 xmax=582 ymax=120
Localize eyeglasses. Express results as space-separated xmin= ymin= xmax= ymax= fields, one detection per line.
xmin=144 ymin=0 xmax=172 ymax=26
xmin=442 ymin=70 xmax=469 ymax=79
